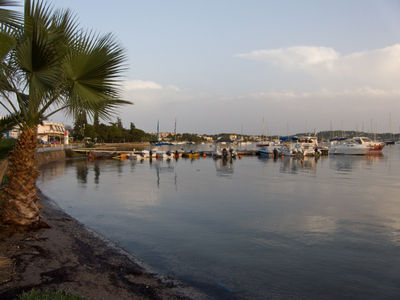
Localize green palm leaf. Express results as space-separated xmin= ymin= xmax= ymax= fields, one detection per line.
xmin=63 ymin=31 xmax=129 ymax=119
xmin=0 ymin=0 xmax=21 ymax=28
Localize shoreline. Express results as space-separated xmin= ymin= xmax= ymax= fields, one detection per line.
xmin=0 ymin=190 xmax=208 ymax=300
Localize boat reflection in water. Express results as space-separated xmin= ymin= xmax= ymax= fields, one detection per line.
xmin=37 ymin=146 xmax=400 ymax=300
xmin=329 ymin=152 xmax=384 ymax=173
xmin=150 ymin=159 xmax=175 ymax=188
xmin=215 ymin=157 xmax=235 ymax=177
xmin=279 ymin=156 xmax=320 ymax=175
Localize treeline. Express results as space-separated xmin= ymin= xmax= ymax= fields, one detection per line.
xmin=72 ymin=116 xmax=155 ymax=143
xmin=165 ymin=133 xmax=208 ymax=143
xmin=314 ymin=131 xmax=399 ymax=141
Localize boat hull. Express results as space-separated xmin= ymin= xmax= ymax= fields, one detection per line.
xmin=329 ymin=145 xmax=369 ymax=155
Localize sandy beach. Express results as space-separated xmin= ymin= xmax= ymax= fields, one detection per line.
xmin=0 ymin=191 xmax=207 ymax=300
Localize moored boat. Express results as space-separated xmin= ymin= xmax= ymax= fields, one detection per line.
xmin=257 ymin=141 xmax=280 ymax=157
xmin=352 ymin=137 xmax=385 ymax=152
xmin=280 ymin=136 xmax=320 ymax=157
xmin=213 ymin=139 xmax=237 ymax=158
xmin=328 ymin=137 xmax=384 ymax=155
xmin=328 ymin=140 xmax=370 ymax=155
xmin=89 ymin=151 xmax=116 ymax=160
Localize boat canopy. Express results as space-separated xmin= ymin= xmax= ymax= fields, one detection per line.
xmin=152 ymin=142 xmax=173 ymax=146
xmin=280 ymin=136 xmax=298 ymax=141
xmin=216 ymin=139 xmax=233 ymax=143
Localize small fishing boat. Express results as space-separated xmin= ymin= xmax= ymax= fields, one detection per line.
xmin=112 ymin=153 xmax=129 ymax=160
xmin=112 ymin=152 xmax=137 ymax=160
xmin=213 ymin=139 xmax=237 ymax=158
xmin=257 ymin=141 xmax=280 ymax=157
xmin=136 ymin=149 xmax=157 ymax=159
xmin=89 ymin=151 xmax=115 ymax=160
xmin=155 ymin=150 xmax=175 ymax=160
xmin=187 ymin=151 xmax=201 ymax=159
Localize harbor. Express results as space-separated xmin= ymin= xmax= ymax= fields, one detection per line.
xmin=1 ymin=1 xmax=400 ymax=299
xmin=36 ymin=145 xmax=400 ymax=299
xmin=71 ymin=134 xmax=390 ymax=162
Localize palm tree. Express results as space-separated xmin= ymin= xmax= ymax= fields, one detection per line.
xmin=0 ymin=0 xmax=131 ymax=226
xmin=0 ymin=0 xmax=20 ymax=27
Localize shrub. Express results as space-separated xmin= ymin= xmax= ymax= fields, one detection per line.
xmin=0 ymin=138 xmax=16 ymax=159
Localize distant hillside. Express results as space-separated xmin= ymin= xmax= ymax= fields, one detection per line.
xmin=297 ymin=131 xmax=399 ymax=141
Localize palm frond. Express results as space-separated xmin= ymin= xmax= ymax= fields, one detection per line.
xmin=2 ymin=0 xmax=130 ymax=129
xmin=14 ymin=0 xmax=78 ymax=116
xmin=0 ymin=112 xmax=21 ymax=133
xmin=0 ymin=0 xmax=21 ymax=28
xmin=0 ymin=24 xmax=16 ymax=61
xmin=63 ymin=31 xmax=129 ymax=118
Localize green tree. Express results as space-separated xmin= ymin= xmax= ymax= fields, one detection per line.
xmin=0 ymin=0 xmax=131 ymax=226
xmin=116 ymin=117 xmax=123 ymax=130
xmin=84 ymin=124 xmax=97 ymax=140
xmin=108 ymin=124 xmax=123 ymax=142
xmin=72 ymin=111 xmax=87 ymax=140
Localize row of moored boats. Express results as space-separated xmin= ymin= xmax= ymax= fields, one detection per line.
xmin=256 ymin=136 xmax=386 ymax=157
xmin=89 ymin=136 xmax=388 ymax=161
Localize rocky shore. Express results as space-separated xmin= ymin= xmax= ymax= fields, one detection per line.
xmin=0 ymin=191 xmax=207 ymax=300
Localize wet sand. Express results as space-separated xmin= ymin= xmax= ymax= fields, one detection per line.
xmin=0 ymin=191 xmax=207 ymax=300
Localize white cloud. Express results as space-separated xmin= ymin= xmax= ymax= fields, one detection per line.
xmin=236 ymin=46 xmax=339 ymax=69
xmin=117 ymin=45 xmax=400 ymax=135
xmin=236 ymin=44 xmax=400 ymax=90
xmin=124 ymin=80 xmax=162 ymax=91
xmin=166 ymin=85 xmax=180 ymax=91
xmin=249 ymin=87 xmax=400 ymax=100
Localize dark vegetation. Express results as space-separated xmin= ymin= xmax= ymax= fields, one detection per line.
xmin=17 ymin=289 xmax=83 ymax=300
xmin=72 ymin=116 xmax=154 ymax=143
xmin=0 ymin=139 xmax=16 ymax=159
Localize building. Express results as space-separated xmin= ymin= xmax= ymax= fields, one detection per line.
xmin=37 ymin=121 xmax=67 ymax=144
xmin=2 ymin=120 xmax=68 ymax=144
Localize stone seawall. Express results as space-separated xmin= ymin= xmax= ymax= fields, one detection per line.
xmin=36 ymin=150 xmax=66 ymax=167
xmin=0 ymin=150 xmax=66 ymax=181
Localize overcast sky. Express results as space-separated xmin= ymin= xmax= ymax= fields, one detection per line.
xmin=13 ymin=1 xmax=400 ymax=134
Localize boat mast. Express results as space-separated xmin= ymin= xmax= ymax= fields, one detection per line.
xmin=156 ymin=120 xmax=160 ymax=141
xmin=262 ymin=117 xmax=265 ymax=141
xmin=174 ymin=118 xmax=177 ymax=142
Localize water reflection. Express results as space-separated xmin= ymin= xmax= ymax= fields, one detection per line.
xmin=37 ymin=147 xmax=400 ymax=300
xmin=39 ymin=160 xmax=67 ymax=182
xmin=150 ymin=160 xmax=175 ymax=188
xmin=329 ymin=154 xmax=384 ymax=172
xmin=94 ymin=161 xmax=100 ymax=184
xmin=76 ymin=161 xmax=88 ymax=184
xmin=215 ymin=158 xmax=235 ymax=177
xmin=280 ymin=157 xmax=319 ymax=175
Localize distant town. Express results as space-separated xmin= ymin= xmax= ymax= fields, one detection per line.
xmin=2 ymin=116 xmax=399 ymax=145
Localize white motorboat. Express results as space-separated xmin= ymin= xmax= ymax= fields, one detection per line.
xmin=297 ymin=136 xmax=320 ymax=156
xmin=329 ymin=139 xmax=369 ymax=155
xmin=329 ymin=137 xmax=384 ymax=155
xmin=137 ymin=149 xmax=157 ymax=159
xmin=213 ymin=139 xmax=237 ymax=158
xmin=352 ymin=137 xmax=385 ymax=152
xmin=280 ymin=136 xmax=320 ymax=157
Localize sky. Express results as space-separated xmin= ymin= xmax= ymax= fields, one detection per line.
xmin=11 ymin=1 xmax=400 ymax=135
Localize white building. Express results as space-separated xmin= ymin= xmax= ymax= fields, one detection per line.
xmin=37 ymin=121 xmax=67 ymax=144
xmin=2 ymin=120 xmax=68 ymax=144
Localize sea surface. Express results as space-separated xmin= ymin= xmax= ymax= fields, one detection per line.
xmin=38 ymin=145 xmax=400 ymax=299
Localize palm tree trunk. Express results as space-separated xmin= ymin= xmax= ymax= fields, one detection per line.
xmin=1 ymin=127 xmax=41 ymax=226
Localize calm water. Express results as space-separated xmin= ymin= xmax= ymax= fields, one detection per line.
xmin=38 ymin=146 xmax=400 ymax=299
